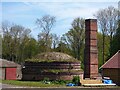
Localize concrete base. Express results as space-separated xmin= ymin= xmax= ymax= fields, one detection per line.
xmin=83 ymin=83 xmax=116 ymax=87
xmin=80 ymin=79 xmax=102 ymax=85
xmin=80 ymin=79 xmax=116 ymax=87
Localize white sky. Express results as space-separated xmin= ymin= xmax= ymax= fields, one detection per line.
xmin=1 ymin=0 xmax=120 ymax=2
xmin=1 ymin=0 xmax=120 ymax=39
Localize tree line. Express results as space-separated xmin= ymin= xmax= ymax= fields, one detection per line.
xmin=2 ymin=6 xmax=120 ymax=68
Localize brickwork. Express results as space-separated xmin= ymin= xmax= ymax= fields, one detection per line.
xmin=84 ymin=19 xmax=98 ymax=79
xmin=22 ymin=61 xmax=83 ymax=81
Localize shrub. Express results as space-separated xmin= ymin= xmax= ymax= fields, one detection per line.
xmin=72 ymin=76 xmax=81 ymax=86
xmin=43 ymin=77 xmax=50 ymax=82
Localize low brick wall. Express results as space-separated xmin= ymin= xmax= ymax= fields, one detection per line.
xmin=22 ymin=61 xmax=83 ymax=81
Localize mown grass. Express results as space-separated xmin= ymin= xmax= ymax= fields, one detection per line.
xmin=2 ymin=80 xmax=67 ymax=87
xmin=2 ymin=80 xmax=120 ymax=88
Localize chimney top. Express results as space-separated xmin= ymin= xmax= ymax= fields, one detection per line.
xmin=85 ymin=19 xmax=97 ymax=22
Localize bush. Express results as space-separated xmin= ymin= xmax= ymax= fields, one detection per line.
xmin=43 ymin=77 xmax=50 ymax=82
xmin=72 ymin=76 xmax=81 ymax=86
xmin=58 ymin=80 xmax=66 ymax=85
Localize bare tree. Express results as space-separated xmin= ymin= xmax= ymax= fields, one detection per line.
xmin=36 ymin=15 xmax=56 ymax=52
xmin=94 ymin=6 xmax=118 ymax=64
xmin=94 ymin=9 xmax=108 ymax=64
xmin=52 ymin=33 xmax=60 ymax=49
xmin=106 ymin=7 xmax=118 ymax=57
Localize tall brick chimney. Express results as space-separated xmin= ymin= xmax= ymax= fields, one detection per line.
xmin=84 ymin=19 xmax=98 ymax=79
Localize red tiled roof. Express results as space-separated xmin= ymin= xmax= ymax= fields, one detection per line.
xmin=100 ymin=50 xmax=120 ymax=69
xmin=0 ymin=59 xmax=20 ymax=68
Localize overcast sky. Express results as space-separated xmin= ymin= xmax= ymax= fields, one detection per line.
xmin=1 ymin=0 xmax=120 ymax=39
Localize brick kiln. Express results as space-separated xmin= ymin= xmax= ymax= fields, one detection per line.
xmin=22 ymin=52 xmax=83 ymax=81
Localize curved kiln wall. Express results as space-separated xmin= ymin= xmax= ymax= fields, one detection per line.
xmin=22 ymin=61 xmax=83 ymax=81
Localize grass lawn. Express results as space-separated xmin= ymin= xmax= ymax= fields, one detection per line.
xmin=2 ymin=80 xmax=120 ymax=88
xmin=2 ymin=80 xmax=67 ymax=87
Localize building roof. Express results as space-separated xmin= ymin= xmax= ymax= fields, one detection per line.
xmin=100 ymin=50 xmax=120 ymax=69
xmin=0 ymin=59 xmax=20 ymax=68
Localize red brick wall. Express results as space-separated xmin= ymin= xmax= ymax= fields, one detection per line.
xmin=84 ymin=19 xmax=98 ymax=79
xmin=22 ymin=61 xmax=83 ymax=81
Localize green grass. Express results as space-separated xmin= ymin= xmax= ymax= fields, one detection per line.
xmin=2 ymin=80 xmax=120 ymax=88
xmin=2 ymin=80 xmax=67 ymax=87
